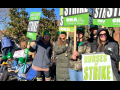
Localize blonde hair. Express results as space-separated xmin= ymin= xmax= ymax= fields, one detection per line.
xmin=58 ymin=35 xmax=66 ymax=46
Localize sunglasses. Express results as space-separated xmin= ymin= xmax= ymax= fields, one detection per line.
xmin=99 ymin=33 xmax=107 ymax=37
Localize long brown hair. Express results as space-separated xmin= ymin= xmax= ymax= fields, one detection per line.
xmin=97 ymin=37 xmax=104 ymax=52
xmin=58 ymin=35 xmax=66 ymax=46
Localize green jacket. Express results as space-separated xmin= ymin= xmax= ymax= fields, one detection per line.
xmin=53 ymin=41 xmax=70 ymax=81
xmin=68 ymin=40 xmax=91 ymax=71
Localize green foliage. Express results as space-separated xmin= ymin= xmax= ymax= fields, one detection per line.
xmin=38 ymin=8 xmax=58 ymax=41
xmin=6 ymin=8 xmax=29 ymax=42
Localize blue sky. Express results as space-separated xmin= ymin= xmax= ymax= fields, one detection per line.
xmin=26 ymin=8 xmax=60 ymax=20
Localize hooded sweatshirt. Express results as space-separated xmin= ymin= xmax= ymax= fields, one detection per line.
xmin=92 ymin=28 xmax=119 ymax=81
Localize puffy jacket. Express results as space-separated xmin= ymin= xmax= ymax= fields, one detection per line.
xmin=29 ymin=40 xmax=52 ymax=69
xmin=68 ymin=40 xmax=91 ymax=71
xmin=92 ymin=28 xmax=119 ymax=61
xmin=53 ymin=40 xmax=70 ymax=81
xmin=1 ymin=37 xmax=12 ymax=50
xmin=92 ymin=28 xmax=119 ymax=81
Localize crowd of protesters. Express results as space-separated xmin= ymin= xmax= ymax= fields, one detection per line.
xmin=0 ymin=25 xmax=120 ymax=81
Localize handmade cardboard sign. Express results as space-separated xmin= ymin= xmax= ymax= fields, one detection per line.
xmin=13 ymin=49 xmax=27 ymax=58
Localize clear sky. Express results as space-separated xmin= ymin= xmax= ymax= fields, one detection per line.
xmin=26 ymin=8 xmax=60 ymax=20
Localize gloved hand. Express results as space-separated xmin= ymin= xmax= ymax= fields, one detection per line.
xmin=62 ymin=47 xmax=68 ymax=52
xmin=104 ymin=50 xmax=112 ymax=55
xmin=66 ymin=39 xmax=70 ymax=44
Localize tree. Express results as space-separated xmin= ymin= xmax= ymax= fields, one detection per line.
xmin=0 ymin=8 xmax=11 ymax=30
xmin=89 ymin=8 xmax=94 ymax=25
xmin=6 ymin=8 xmax=29 ymax=42
xmin=38 ymin=8 xmax=58 ymax=42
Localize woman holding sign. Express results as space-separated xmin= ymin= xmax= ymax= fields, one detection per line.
xmin=92 ymin=28 xmax=119 ymax=81
xmin=67 ymin=27 xmax=91 ymax=81
xmin=53 ymin=31 xmax=70 ymax=81
xmin=27 ymin=31 xmax=52 ymax=81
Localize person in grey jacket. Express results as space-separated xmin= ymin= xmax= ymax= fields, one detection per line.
xmin=92 ymin=28 xmax=119 ymax=81
xmin=27 ymin=31 xmax=52 ymax=81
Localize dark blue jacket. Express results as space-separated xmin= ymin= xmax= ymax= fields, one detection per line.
xmin=30 ymin=40 xmax=52 ymax=68
xmin=1 ymin=37 xmax=12 ymax=50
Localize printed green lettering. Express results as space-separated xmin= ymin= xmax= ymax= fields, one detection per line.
xmin=84 ymin=67 xmax=88 ymax=80
xmin=88 ymin=56 xmax=92 ymax=63
xmin=102 ymin=66 xmax=106 ymax=80
xmin=100 ymin=55 xmax=103 ymax=62
xmin=92 ymin=55 xmax=96 ymax=63
xmin=104 ymin=54 xmax=107 ymax=62
xmin=99 ymin=66 xmax=101 ymax=80
xmin=96 ymin=55 xmax=99 ymax=62
xmin=84 ymin=56 xmax=88 ymax=63
xmin=107 ymin=65 xmax=111 ymax=80
xmin=94 ymin=66 xmax=98 ymax=80
xmin=89 ymin=66 xmax=93 ymax=80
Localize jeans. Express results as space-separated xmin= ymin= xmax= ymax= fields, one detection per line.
xmin=3 ymin=47 xmax=12 ymax=56
xmin=69 ymin=68 xmax=83 ymax=81
xmin=0 ymin=71 xmax=17 ymax=81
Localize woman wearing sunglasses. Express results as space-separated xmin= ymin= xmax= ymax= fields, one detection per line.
xmin=92 ymin=28 xmax=120 ymax=81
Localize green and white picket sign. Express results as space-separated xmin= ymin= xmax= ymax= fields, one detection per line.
xmin=63 ymin=8 xmax=89 ymax=26
xmin=63 ymin=13 xmax=89 ymax=26
xmin=93 ymin=19 xmax=106 ymax=26
xmin=93 ymin=8 xmax=106 ymax=26
xmin=23 ymin=12 xmax=41 ymax=73
xmin=29 ymin=12 xmax=41 ymax=21
xmin=26 ymin=32 xmax=37 ymax=40
xmin=59 ymin=26 xmax=74 ymax=32
xmin=105 ymin=8 xmax=120 ymax=27
xmin=82 ymin=52 xmax=116 ymax=81
xmin=105 ymin=18 xmax=120 ymax=27
xmin=93 ymin=8 xmax=120 ymax=27
xmin=59 ymin=8 xmax=75 ymax=32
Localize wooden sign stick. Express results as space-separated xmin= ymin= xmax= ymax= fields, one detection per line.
xmin=65 ymin=32 xmax=69 ymax=57
xmin=74 ymin=26 xmax=77 ymax=51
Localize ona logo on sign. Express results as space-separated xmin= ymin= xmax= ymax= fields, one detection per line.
xmin=112 ymin=18 xmax=120 ymax=23
xmin=66 ymin=18 xmax=77 ymax=22
xmin=97 ymin=19 xmax=105 ymax=23
xmin=61 ymin=28 xmax=70 ymax=31
xmin=29 ymin=33 xmax=33 ymax=36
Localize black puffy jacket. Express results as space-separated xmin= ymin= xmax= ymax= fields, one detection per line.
xmin=92 ymin=28 xmax=119 ymax=62
xmin=92 ymin=28 xmax=120 ymax=81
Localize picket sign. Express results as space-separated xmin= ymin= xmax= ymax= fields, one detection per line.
xmin=62 ymin=8 xmax=89 ymax=52
xmin=13 ymin=49 xmax=27 ymax=58
xmin=23 ymin=12 xmax=41 ymax=73
xmin=81 ymin=52 xmax=117 ymax=81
